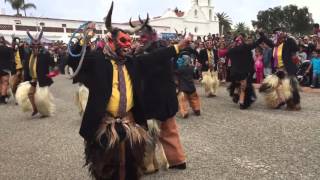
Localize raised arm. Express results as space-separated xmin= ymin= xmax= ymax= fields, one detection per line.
xmin=135 ymin=39 xmax=190 ymax=68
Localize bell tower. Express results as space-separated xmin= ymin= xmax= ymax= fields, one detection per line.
xmin=197 ymin=0 xmax=213 ymax=7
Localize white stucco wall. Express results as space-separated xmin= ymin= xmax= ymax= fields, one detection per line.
xmin=0 ymin=15 xmax=170 ymax=42
xmin=149 ymin=0 xmax=219 ymax=37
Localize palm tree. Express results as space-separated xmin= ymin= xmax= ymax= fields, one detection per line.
xmin=4 ymin=0 xmax=36 ymax=16
xmin=234 ymin=22 xmax=250 ymax=35
xmin=216 ymin=12 xmax=232 ymax=35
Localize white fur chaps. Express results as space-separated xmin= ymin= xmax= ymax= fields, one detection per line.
xmin=201 ymin=70 xmax=220 ymax=96
xmin=259 ymin=75 xmax=293 ymax=108
xmin=15 ymin=82 xmax=56 ymax=116
xmin=143 ymin=119 xmax=169 ymax=174
xmin=74 ymin=84 xmax=89 ymax=116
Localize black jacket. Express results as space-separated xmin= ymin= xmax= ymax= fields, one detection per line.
xmin=69 ymin=46 xmax=178 ymax=141
xmin=0 ymin=45 xmax=14 ymax=73
xmin=227 ymin=38 xmax=264 ymax=80
xmin=24 ymin=49 xmax=55 ymax=87
xmin=176 ymin=66 xmax=196 ymax=94
xmin=263 ymin=36 xmax=299 ymax=75
xmin=141 ymin=44 xmax=179 ymax=121
xmin=199 ymin=48 xmax=218 ymax=71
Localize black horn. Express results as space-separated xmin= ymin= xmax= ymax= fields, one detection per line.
xmin=129 ymin=17 xmax=136 ymax=28
xmin=183 ymin=28 xmax=187 ymax=38
xmin=26 ymin=30 xmax=34 ymax=40
xmin=139 ymin=15 xmax=144 ymax=24
xmin=125 ymin=13 xmax=149 ymax=34
xmin=175 ymin=29 xmax=179 ymax=35
xmin=105 ymin=1 xmax=114 ymax=31
xmin=38 ymin=29 xmax=43 ymax=41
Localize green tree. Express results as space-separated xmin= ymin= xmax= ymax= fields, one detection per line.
xmin=4 ymin=0 xmax=36 ymax=16
xmin=216 ymin=12 xmax=232 ymax=35
xmin=252 ymin=5 xmax=313 ymax=35
xmin=234 ymin=22 xmax=250 ymax=35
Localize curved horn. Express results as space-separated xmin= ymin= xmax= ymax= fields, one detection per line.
xmin=26 ymin=30 xmax=34 ymax=40
xmin=139 ymin=15 xmax=144 ymax=24
xmin=38 ymin=29 xmax=43 ymax=41
xmin=175 ymin=29 xmax=179 ymax=35
xmin=125 ymin=13 xmax=149 ymax=34
xmin=183 ymin=28 xmax=187 ymax=37
xmin=129 ymin=17 xmax=136 ymax=28
xmin=105 ymin=1 xmax=114 ymax=31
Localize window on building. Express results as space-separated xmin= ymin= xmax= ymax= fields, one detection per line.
xmin=209 ymin=9 xmax=212 ymax=21
xmin=196 ymin=0 xmax=198 ymax=5
xmin=194 ymin=27 xmax=198 ymax=33
xmin=194 ymin=9 xmax=198 ymax=17
xmin=14 ymin=20 xmax=21 ymax=25
xmin=62 ymin=24 xmax=67 ymax=27
xmin=208 ymin=0 xmax=211 ymax=6
xmin=39 ymin=22 xmax=45 ymax=26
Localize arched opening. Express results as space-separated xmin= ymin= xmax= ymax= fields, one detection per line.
xmin=209 ymin=9 xmax=212 ymax=20
xmin=196 ymin=0 xmax=199 ymax=5
xmin=194 ymin=27 xmax=198 ymax=33
xmin=194 ymin=9 xmax=198 ymax=17
xmin=208 ymin=0 xmax=211 ymax=6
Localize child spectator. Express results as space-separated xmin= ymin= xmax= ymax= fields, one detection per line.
xmin=306 ymin=50 xmax=320 ymax=88
xmin=254 ymin=47 xmax=264 ymax=84
xmin=176 ymin=53 xmax=201 ymax=118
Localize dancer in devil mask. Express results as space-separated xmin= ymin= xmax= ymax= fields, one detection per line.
xmin=68 ymin=2 xmax=190 ymax=180
xmin=131 ymin=19 xmax=187 ymax=172
xmin=227 ymin=33 xmax=264 ymax=109
xmin=11 ymin=37 xmax=25 ymax=94
xmin=259 ymin=28 xmax=301 ymax=110
xmin=0 ymin=36 xmax=14 ymax=104
xmin=15 ymin=30 xmax=56 ymax=117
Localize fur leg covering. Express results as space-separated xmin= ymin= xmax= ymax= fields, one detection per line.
xmin=74 ymin=84 xmax=89 ymax=116
xmin=201 ymin=70 xmax=219 ymax=96
xmin=15 ymin=82 xmax=55 ymax=116
xmin=243 ymin=80 xmax=256 ymax=108
xmin=86 ymin=116 xmax=150 ymax=180
xmin=260 ymin=75 xmax=299 ymax=109
xmin=143 ymin=119 xmax=169 ymax=174
xmin=15 ymin=82 xmax=32 ymax=112
xmin=259 ymin=75 xmax=282 ymax=108
xmin=34 ymin=86 xmax=56 ymax=117
xmin=285 ymin=76 xmax=301 ymax=110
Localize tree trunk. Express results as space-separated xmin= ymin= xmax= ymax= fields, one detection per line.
xmin=23 ymin=0 xmax=27 ymax=16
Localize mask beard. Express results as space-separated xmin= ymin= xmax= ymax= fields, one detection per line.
xmin=110 ymin=31 xmax=132 ymax=59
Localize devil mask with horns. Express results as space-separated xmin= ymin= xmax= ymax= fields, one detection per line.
xmin=104 ymin=2 xmax=149 ymax=60
xmin=129 ymin=15 xmax=157 ymax=52
xmin=27 ymin=30 xmax=43 ymax=56
xmin=175 ymin=28 xmax=187 ymax=40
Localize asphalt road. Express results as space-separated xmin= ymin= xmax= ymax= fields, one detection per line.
xmin=1 ymin=76 xmax=320 ymax=180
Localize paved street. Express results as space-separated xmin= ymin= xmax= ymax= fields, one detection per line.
xmin=1 ymin=76 xmax=320 ymax=180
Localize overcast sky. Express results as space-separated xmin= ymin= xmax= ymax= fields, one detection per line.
xmin=1 ymin=0 xmax=319 ymax=27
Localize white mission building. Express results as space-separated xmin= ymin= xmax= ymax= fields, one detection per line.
xmin=0 ymin=0 xmax=219 ymax=42
xmin=150 ymin=0 xmax=219 ymax=37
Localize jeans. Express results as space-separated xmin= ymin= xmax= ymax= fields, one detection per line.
xmin=312 ymin=72 xmax=320 ymax=87
xmin=264 ymin=68 xmax=272 ymax=77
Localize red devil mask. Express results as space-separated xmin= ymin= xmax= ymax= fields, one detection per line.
xmin=104 ymin=1 xmax=149 ymax=58
xmin=235 ymin=36 xmax=243 ymax=46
